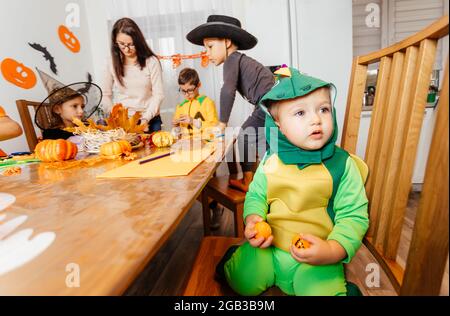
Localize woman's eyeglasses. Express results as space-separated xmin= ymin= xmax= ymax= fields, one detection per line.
xmin=116 ymin=42 xmax=135 ymax=50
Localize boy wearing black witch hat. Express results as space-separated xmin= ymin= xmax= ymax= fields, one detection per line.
xmin=187 ymin=15 xmax=275 ymax=193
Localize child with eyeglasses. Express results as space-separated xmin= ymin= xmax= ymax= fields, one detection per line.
xmin=172 ymin=68 xmax=219 ymax=131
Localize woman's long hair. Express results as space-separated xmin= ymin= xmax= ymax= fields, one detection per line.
xmin=111 ymin=18 xmax=158 ymax=86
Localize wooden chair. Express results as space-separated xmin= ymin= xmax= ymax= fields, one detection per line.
xmin=185 ymin=15 xmax=449 ymax=296
xmin=16 ymin=99 xmax=44 ymax=151
xmin=200 ymin=147 xmax=248 ymax=238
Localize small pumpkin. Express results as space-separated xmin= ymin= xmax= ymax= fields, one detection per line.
xmin=0 ymin=105 xmax=6 ymax=117
xmin=152 ymin=131 xmax=174 ymax=148
xmin=100 ymin=140 xmax=132 ymax=157
xmin=291 ymin=234 xmax=310 ymax=249
xmin=254 ymin=221 xmax=272 ymax=239
xmin=35 ymin=139 xmax=78 ymax=162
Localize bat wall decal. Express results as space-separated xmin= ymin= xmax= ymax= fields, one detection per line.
xmin=77 ymin=72 xmax=93 ymax=95
xmin=28 ymin=43 xmax=58 ymax=75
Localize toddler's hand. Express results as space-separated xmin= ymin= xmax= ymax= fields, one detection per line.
xmin=244 ymin=215 xmax=273 ymax=249
xmin=290 ymin=234 xmax=346 ymax=265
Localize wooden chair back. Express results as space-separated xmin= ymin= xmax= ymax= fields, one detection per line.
xmin=15 ymin=99 xmax=45 ymax=151
xmin=341 ymin=15 xmax=449 ymax=295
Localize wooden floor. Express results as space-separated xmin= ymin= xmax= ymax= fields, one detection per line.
xmin=124 ymin=190 xmax=449 ymax=296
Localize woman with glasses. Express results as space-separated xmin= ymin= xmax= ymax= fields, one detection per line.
xmin=102 ymin=17 xmax=165 ymax=133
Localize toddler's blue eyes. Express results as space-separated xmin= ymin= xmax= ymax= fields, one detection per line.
xmin=321 ymin=107 xmax=330 ymax=113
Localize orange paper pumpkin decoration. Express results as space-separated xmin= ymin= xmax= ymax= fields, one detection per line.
xmin=0 ymin=106 xmax=6 ymax=117
xmin=1 ymin=58 xmax=37 ymax=89
xmin=35 ymin=139 xmax=78 ymax=162
xmin=291 ymin=234 xmax=310 ymax=249
xmin=58 ymin=25 xmax=81 ymax=53
xmin=254 ymin=221 xmax=272 ymax=239
xmin=100 ymin=140 xmax=132 ymax=157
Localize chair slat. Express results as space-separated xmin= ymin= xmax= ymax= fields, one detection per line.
xmin=16 ymin=100 xmax=40 ymax=151
xmin=366 ymin=52 xmax=405 ymax=238
xmin=401 ymin=60 xmax=449 ymax=296
xmin=364 ymin=56 xmax=392 ymax=208
xmin=373 ymin=46 xmax=420 ymax=253
xmin=384 ymin=39 xmax=438 ymax=259
xmin=341 ymin=58 xmax=367 ymax=154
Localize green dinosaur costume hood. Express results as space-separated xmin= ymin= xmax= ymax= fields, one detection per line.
xmin=259 ymin=67 xmax=338 ymax=169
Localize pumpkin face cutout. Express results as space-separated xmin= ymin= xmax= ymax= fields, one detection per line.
xmin=291 ymin=234 xmax=310 ymax=249
xmin=1 ymin=58 xmax=37 ymax=89
xmin=58 ymin=25 xmax=80 ymax=53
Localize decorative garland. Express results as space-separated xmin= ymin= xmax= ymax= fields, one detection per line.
xmin=157 ymin=51 xmax=209 ymax=69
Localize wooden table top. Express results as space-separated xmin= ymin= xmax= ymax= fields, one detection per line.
xmin=0 ymin=137 xmax=233 ymax=295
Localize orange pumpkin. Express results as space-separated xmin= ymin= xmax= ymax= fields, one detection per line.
xmin=58 ymin=25 xmax=81 ymax=53
xmin=35 ymin=139 xmax=78 ymax=162
xmin=152 ymin=131 xmax=174 ymax=148
xmin=291 ymin=234 xmax=310 ymax=249
xmin=100 ymin=140 xmax=132 ymax=157
xmin=254 ymin=221 xmax=272 ymax=239
xmin=1 ymin=58 xmax=37 ymax=89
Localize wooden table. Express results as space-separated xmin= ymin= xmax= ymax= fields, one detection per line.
xmin=0 ymin=137 xmax=234 ymax=295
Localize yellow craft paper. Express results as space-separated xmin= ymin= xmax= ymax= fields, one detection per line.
xmin=96 ymin=143 xmax=215 ymax=179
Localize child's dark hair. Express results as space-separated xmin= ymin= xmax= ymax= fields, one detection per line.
xmin=178 ymin=68 xmax=200 ymax=86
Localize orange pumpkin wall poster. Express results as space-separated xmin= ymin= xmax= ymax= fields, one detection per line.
xmin=58 ymin=25 xmax=81 ymax=53
xmin=0 ymin=58 xmax=37 ymax=90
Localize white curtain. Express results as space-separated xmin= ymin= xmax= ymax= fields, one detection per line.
xmin=106 ymin=0 xmax=234 ymax=130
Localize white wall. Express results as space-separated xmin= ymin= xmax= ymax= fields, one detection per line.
xmin=292 ymin=0 xmax=354 ymax=143
xmin=227 ymin=0 xmax=292 ymax=127
xmin=0 ymin=0 xmax=94 ymax=153
xmin=83 ymin=0 xmax=111 ymax=84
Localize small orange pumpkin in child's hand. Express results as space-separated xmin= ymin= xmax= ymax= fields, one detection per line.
xmin=35 ymin=139 xmax=78 ymax=162
xmin=292 ymin=234 xmax=310 ymax=249
xmin=254 ymin=221 xmax=272 ymax=239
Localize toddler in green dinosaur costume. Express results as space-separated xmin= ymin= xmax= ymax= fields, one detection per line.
xmin=219 ymin=67 xmax=369 ymax=296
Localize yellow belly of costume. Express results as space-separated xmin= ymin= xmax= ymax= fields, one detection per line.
xmin=264 ymin=154 xmax=334 ymax=252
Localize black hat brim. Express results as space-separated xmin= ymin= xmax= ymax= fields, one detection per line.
xmin=35 ymin=82 xmax=103 ymax=130
xmin=186 ymin=22 xmax=257 ymax=50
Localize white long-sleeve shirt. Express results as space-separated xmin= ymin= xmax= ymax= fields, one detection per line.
xmin=101 ymin=56 xmax=165 ymax=121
